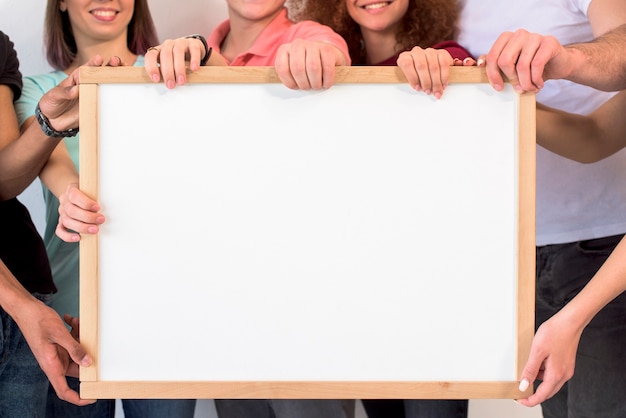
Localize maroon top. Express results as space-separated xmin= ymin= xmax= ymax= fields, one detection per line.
xmin=373 ymin=40 xmax=473 ymax=66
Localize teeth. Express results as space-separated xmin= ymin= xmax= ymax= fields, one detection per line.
xmin=92 ymin=10 xmax=116 ymax=17
xmin=364 ymin=2 xmax=389 ymax=9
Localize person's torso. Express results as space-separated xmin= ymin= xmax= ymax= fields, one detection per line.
xmin=457 ymin=0 xmax=626 ymax=245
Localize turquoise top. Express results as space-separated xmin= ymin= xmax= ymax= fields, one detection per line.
xmin=15 ymin=56 xmax=145 ymax=318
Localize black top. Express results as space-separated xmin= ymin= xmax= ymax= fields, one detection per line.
xmin=0 ymin=31 xmax=22 ymax=101
xmin=0 ymin=31 xmax=56 ymax=294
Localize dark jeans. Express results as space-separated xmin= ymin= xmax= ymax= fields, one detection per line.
xmin=0 ymin=294 xmax=52 ymax=418
xmin=362 ymin=399 xmax=468 ymax=418
xmin=46 ymin=376 xmax=196 ymax=418
xmin=536 ymin=234 xmax=626 ymax=418
xmin=215 ymin=399 xmax=355 ymax=418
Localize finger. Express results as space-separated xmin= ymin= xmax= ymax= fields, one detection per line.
xmin=275 ymin=45 xmax=298 ymax=89
xmin=51 ymin=379 xmax=95 ymax=407
xmin=518 ymin=378 xmax=556 ymax=408
xmin=463 ymin=57 xmax=476 ymax=66
xmin=54 ymin=331 xmax=91 ymax=368
xmin=518 ymin=351 xmax=543 ymax=393
xmin=528 ymin=35 xmax=562 ymax=89
xmin=186 ymin=38 xmax=204 ymax=72
xmin=144 ymin=46 xmax=162 ymax=83
xmin=57 ymin=213 xmax=100 ymax=235
xmin=172 ymin=40 xmax=192 ymax=87
xmin=485 ymin=31 xmax=517 ymax=91
xmin=83 ymin=55 xmax=105 ymax=67
xmin=64 ymin=314 xmax=80 ymax=341
xmin=305 ymin=45 xmax=325 ymax=90
xmin=432 ymin=51 xmax=453 ymax=99
xmin=55 ymin=223 xmax=81 ymax=242
xmin=64 ymin=314 xmax=80 ymax=331
xmin=58 ymin=199 xmax=104 ymax=232
xmin=106 ymin=56 xmax=123 ymax=67
xmin=397 ymin=51 xmax=421 ymax=91
xmin=320 ymin=47 xmax=338 ymax=90
xmin=157 ymin=40 xmax=180 ymax=89
xmin=289 ymin=42 xmax=312 ymax=90
xmin=476 ymin=54 xmax=486 ymax=67
xmin=65 ymin=184 xmax=100 ymax=210
xmin=514 ymin=33 xmax=543 ymax=92
xmin=415 ymin=52 xmax=434 ymax=95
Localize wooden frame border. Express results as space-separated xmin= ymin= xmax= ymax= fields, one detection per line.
xmin=78 ymin=66 xmax=535 ymax=400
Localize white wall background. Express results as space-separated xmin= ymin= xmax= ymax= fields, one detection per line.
xmin=1 ymin=0 xmax=541 ymax=416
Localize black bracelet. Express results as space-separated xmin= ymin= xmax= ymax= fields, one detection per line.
xmin=184 ymin=34 xmax=212 ymax=66
xmin=34 ymin=103 xmax=79 ymax=138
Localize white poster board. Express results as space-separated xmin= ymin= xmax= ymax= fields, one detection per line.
xmin=79 ymin=66 xmax=535 ymax=400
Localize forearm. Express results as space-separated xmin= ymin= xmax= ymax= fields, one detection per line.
xmin=39 ymin=146 xmax=79 ymax=199
xmin=536 ymin=104 xmax=601 ymax=163
xmin=0 ymin=259 xmax=39 ymax=320
xmin=565 ymin=24 xmax=626 ymax=91
xmin=0 ymin=118 xmax=61 ymax=200
xmin=558 ymin=238 xmax=626 ymax=331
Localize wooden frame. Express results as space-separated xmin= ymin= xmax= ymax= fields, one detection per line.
xmin=78 ymin=66 xmax=535 ymax=400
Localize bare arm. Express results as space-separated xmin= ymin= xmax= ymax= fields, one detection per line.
xmin=537 ymin=90 xmax=626 ymax=163
xmin=0 ymin=258 xmax=93 ymax=406
xmin=0 ymin=74 xmax=80 ymax=200
xmin=484 ymin=0 xmax=626 ymax=93
xmin=518 ymin=237 xmax=626 ymax=406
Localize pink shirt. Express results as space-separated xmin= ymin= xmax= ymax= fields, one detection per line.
xmin=207 ymin=8 xmax=351 ymax=66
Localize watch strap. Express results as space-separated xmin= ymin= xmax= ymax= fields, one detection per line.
xmin=35 ymin=103 xmax=79 ymax=138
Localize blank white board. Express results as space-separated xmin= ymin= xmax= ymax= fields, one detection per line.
xmin=78 ymin=66 xmax=535 ymax=400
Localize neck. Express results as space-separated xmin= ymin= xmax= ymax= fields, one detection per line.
xmin=360 ymin=28 xmax=401 ymax=65
xmin=221 ymin=7 xmax=283 ymax=61
xmin=66 ymin=34 xmax=136 ymax=74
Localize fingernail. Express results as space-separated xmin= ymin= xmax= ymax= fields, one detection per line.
xmin=166 ymin=80 xmax=176 ymax=89
xmin=519 ymin=378 xmax=529 ymax=391
xmin=477 ymin=58 xmax=484 ymax=66
xmin=177 ymin=75 xmax=185 ymax=85
xmin=151 ymin=74 xmax=160 ymax=82
xmin=463 ymin=57 xmax=472 ymax=65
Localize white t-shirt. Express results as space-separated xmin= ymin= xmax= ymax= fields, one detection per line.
xmin=458 ymin=0 xmax=626 ymax=245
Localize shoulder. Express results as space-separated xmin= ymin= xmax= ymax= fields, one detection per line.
xmin=15 ymin=71 xmax=66 ymax=125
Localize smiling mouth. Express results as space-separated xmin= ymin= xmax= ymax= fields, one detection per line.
xmin=362 ymin=1 xmax=392 ymax=10
xmin=91 ymin=10 xmax=118 ymax=18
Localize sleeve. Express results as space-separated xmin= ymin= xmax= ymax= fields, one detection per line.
xmin=0 ymin=31 xmax=23 ymax=101
xmin=288 ymin=21 xmax=352 ymax=65
xmin=14 ymin=76 xmax=47 ymax=127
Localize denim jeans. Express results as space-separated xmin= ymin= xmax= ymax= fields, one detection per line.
xmin=362 ymin=399 xmax=468 ymax=418
xmin=536 ymin=234 xmax=626 ymax=418
xmin=0 ymin=293 xmax=52 ymax=418
xmin=46 ymin=376 xmax=196 ymax=418
xmin=215 ymin=399 xmax=355 ymax=418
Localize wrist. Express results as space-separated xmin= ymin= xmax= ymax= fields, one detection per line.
xmin=35 ymin=103 xmax=79 ymax=138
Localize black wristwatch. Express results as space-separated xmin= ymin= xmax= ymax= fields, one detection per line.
xmin=35 ymin=103 xmax=79 ymax=138
xmin=184 ymin=34 xmax=212 ymax=66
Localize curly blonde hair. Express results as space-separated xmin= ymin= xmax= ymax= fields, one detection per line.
xmin=288 ymin=0 xmax=460 ymax=65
